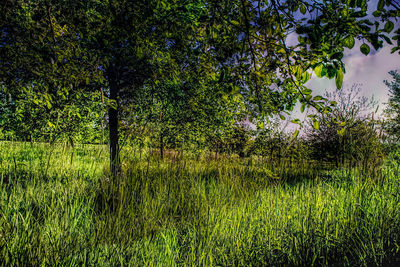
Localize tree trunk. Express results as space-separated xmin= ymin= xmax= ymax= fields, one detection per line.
xmin=160 ymin=132 xmax=164 ymax=159
xmin=108 ymin=65 xmax=120 ymax=176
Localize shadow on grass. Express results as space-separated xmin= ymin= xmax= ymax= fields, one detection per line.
xmin=92 ymin=158 xmax=347 ymax=244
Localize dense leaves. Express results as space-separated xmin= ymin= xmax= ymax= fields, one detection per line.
xmin=1 ymin=0 xmax=399 ymax=170
xmin=384 ymin=70 xmax=400 ymax=143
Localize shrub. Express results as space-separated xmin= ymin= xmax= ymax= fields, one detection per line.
xmin=305 ymin=85 xmax=384 ymax=172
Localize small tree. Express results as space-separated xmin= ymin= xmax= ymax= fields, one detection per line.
xmin=383 ymin=71 xmax=400 ymax=144
xmin=306 ymin=85 xmax=383 ymax=172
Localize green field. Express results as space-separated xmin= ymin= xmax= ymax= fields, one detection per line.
xmin=3 ymin=0 xmax=400 ymax=266
xmin=1 ymin=141 xmax=400 ymax=266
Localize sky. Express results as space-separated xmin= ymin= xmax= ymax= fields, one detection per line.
xmin=305 ymin=41 xmax=400 ymax=115
xmin=283 ymin=42 xmax=400 ymax=132
xmin=290 ymin=0 xmax=400 ymax=124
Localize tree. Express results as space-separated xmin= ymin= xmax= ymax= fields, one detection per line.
xmin=1 ymin=0 xmax=206 ymax=174
xmin=1 ymin=0 xmax=399 ymax=175
xmin=384 ymin=71 xmax=400 ymax=144
xmin=305 ymin=85 xmax=383 ymax=171
xmin=251 ymin=118 xmax=305 ymax=166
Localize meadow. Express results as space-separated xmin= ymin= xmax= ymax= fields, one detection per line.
xmin=3 ymin=0 xmax=400 ymax=265
xmin=1 ymin=141 xmax=400 ymax=266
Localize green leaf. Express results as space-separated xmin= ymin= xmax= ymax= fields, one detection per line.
xmin=335 ymin=68 xmax=344 ymax=89
xmin=279 ymin=113 xmax=285 ymax=120
xmin=360 ymin=43 xmax=370 ymax=55
xmin=384 ymin=21 xmax=394 ymax=33
xmin=212 ymin=29 xmax=217 ymax=39
xmin=330 ymin=52 xmax=343 ymax=60
xmin=136 ymin=47 xmax=143 ymax=59
xmin=301 ymin=71 xmax=310 ymax=83
xmin=308 ymin=114 xmax=316 ymax=119
xmin=372 ymin=10 xmax=382 ymax=17
xmin=300 ymin=4 xmax=306 ymax=15
xmin=293 ymin=130 xmax=299 ymax=139
xmin=295 ymin=66 xmax=303 ymax=81
xmin=327 ymin=66 xmax=337 ymax=79
xmin=343 ymin=36 xmax=355 ymax=49
xmin=323 ymin=106 xmax=332 ymax=113
xmin=351 ymin=11 xmax=366 ymax=18
xmin=210 ymin=72 xmax=216 ymax=80
xmin=314 ymin=64 xmax=324 ymax=78
xmin=337 ymin=128 xmax=345 ymax=136
xmin=291 ymin=118 xmax=301 ymax=124
xmin=300 ymin=103 xmax=305 ymax=113
xmin=47 ymin=121 xmax=55 ymax=129
xmin=378 ymin=0 xmax=385 ymax=10
xmin=313 ymin=120 xmax=320 ymax=130
xmin=382 ymin=34 xmax=393 ymax=45
xmin=46 ymin=100 xmax=52 ymax=109
xmin=313 ymin=95 xmax=323 ymax=101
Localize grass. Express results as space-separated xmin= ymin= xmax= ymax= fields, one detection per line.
xmin=1 ymin=141 xmax=400 ymax=266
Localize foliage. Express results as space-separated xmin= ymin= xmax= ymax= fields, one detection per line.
xmin=384 ymin=70 xmax=400 ymax=144
xmin=0 ymin=84 xmax=105 ymax=143
xmin=120 ymin=78 xmax=246 ymax=157
xmin=0 ymin=91 xmax=15 ymax=140
xmin=1 ymin=1 xmax=400 ymax=264
xmin=1 ymin=0 xmax=399 ymax=171
xmin=1 ymin=0 xmax=207 ymax=170
xmin=305 ymin=85 xmax=384 ymax=172
xmin=209 ymin=122 xmax=254 ymax=157
xmin=249 ymin=118 xmax=310 ymax=167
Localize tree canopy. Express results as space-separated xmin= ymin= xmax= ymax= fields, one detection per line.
xmin=1 ymin=0 xmax=399 ymax=173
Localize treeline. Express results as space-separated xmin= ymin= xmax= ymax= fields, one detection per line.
xmin=2 ymin=72 xmax=400 ymax=173
xmin=1 ymin=0 xmax=399 ymax=174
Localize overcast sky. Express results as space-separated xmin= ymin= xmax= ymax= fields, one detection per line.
xmin=294 ymin=0 xmax=400 ymax=122
xmin=262 ymin=0 xmax=400 ymax=131
xmin=306 ymin=40 xmax=400 ymax=110
xmin=283 ymin=43 xmax=400 ymax=132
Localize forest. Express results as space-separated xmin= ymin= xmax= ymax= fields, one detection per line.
xmin=1 ymin=0 xmax=400 ymax=265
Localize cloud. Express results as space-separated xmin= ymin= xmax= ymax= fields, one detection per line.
xmin=306 ymin=42 xmax=400 ymax=110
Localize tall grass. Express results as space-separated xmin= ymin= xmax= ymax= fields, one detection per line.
xmin=1 ymin=141 xmax=400 ymax=266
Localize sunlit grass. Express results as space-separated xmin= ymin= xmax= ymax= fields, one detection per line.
xmin=1 ymin=141 xmax=400 ymax=266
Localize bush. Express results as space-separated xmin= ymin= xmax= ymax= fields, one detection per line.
xmin=305 ymin=85 xmax=384 ymax=172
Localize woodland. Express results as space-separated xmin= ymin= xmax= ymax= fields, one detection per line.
xmin=1 ymin=0 xmax=400 ymax=265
